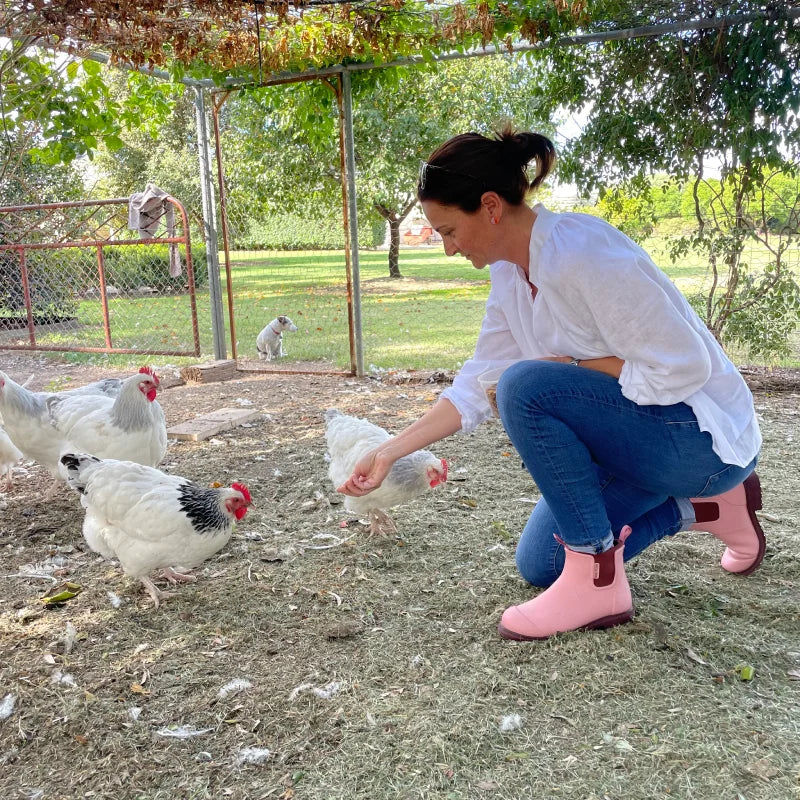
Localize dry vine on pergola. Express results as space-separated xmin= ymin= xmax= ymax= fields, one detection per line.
xmin=5 ymin=0 xmax=589 ymax=78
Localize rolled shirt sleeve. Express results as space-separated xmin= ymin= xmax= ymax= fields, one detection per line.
xmin=440 ymin=290 xmax=523 ymax=433
xmin=543 ymin=219 xmax=713 ymax=406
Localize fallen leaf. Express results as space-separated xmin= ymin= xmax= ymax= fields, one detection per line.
xmin=614 ymin=739 xmax=634 ymax=752
xmin=745 ymin=757 xmax=779 ymax=782
xmin=40 ymin=582 xmax=83 ymax=606
xmin=325 ymin=620 xmax=365 ymax=639
xmin=130 ymin=683 xmax=151 ymax=695
xmin=787 ymin=669 xmax=800 ymax=681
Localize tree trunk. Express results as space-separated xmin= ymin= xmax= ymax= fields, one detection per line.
xmin=388 ymin=218 xmax=401 ymax=278
xmin=374 ymin=197 xmax=417 ymax=279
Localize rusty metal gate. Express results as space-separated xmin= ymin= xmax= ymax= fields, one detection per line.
xmin=0 ymin=197 xmax=201 ymax=357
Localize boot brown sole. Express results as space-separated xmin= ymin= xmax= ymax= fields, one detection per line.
xmin=497 ymin=608 xmax=634 ymax=641
xmin=730 ymin=472 xmax=766 ymax=576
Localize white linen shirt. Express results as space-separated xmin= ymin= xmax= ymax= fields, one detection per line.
xmin=440 ymin=204 xmax=761 ymax=468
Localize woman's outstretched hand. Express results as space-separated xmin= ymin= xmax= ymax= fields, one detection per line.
xmin=337 ymin=448 xmax=395 ymax=497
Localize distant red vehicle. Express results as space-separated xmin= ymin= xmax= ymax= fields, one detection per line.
xmin=402 ymin=224 xmax=436 ymax=245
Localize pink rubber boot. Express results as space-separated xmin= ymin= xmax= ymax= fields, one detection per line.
xmin=498 ymin=526 xmax=634 ymax=641
xmin=690 ymin=472 xmax=765 ymax=575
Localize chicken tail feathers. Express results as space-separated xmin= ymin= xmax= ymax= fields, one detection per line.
xmin=59 ymin=452 xmax=101 ymax=494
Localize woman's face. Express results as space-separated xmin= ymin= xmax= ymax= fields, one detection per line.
xmin=421 ymin=200 xmax=494 ymax=270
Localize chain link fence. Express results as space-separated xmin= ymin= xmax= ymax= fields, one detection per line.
xmin=0 ymin=197 xmax=203 ymax=356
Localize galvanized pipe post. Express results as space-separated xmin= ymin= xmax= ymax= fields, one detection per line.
xmin=194 ymin=87 xmax=227 ymax=360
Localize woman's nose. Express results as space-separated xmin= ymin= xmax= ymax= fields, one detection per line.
xmin=444 ymin=241 xmax=458 ymax=257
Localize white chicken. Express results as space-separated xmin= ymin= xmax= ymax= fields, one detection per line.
xmin=325 ymin=408 xmax=448 ymax=536
xmin=59 ymin=453 xmax=252 ymax=608
xmin=0 ymin=370 xmax=123 ymax=477
xmin=0 ymin=425 xmax=23 ymax=490
xmin=47 ymin=366 xmax=167 ymax=469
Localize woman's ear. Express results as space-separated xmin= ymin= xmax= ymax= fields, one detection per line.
xmin=480 ymin=191 xmax=503 ymax=224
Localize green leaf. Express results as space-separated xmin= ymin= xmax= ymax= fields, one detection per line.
xmin=82 ymin=58 xmax=101 ymax=77
xmin=41 ymin=581 xmax=83 ymax=606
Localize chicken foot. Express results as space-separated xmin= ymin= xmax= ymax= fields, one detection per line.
xmin=140 ymin=576 xmax=175 ymax=609
xmin=43 ymin=476 xmax=63 ymax=501
xmin=160 ymin=567 xmax=197 ymax=584
xmin=368 ymin=508 xmax=397 ymax=538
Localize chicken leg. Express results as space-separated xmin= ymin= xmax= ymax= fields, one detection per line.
xmin=160 ymin=567 xmax=197 ymax=584
xmin=368 ymin=508 xmax=397 ymax=538
xmin=140 ymin=576 xmax=174 ymax=609
xmin=43 ymin=476 xmax=63 ymax=501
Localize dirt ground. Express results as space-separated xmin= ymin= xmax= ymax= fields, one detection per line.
xmin=0 ymin=352 xmax=798 ymax=800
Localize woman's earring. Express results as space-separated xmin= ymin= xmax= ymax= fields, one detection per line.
xmin=491 ymin=217 xmax=499 ymax=225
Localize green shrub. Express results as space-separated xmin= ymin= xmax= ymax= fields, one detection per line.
xmin=654 ymin=217 xmax=698 ymax=237
xmin=0 ymin=249 xmax=79 ymax=322
xmin=103 ymin=243 xmax=208 ymax=290
xmin=238 ymin=214 xmax=385 ymax=250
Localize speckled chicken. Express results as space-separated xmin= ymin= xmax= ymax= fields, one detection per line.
xmin=59 ymin=453 xmax=252 ymax=608
xmin=324 ymin=408 xmax=447 ymax=536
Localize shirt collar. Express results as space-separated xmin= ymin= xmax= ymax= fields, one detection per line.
xmin=528 ymin=203 xmax=559 ymax=284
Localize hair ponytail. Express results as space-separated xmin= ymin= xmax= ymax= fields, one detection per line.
xmin=418 ymin=126 xmax=557 ymax=212
xmin=496 ymin=126 xmax=556 ymax=193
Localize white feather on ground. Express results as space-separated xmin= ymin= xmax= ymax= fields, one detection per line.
xmin=324 ymin=408 xmax=447 ymax=536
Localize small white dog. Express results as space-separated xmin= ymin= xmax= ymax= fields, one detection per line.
xmin=256 ymin=315 xmax=298 ymax=361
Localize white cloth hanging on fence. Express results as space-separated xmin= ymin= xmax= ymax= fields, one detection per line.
xmin=128 ymin=183 xmax=183 ymax=277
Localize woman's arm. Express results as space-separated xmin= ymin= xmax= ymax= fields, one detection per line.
xmin=543 ymin=355 xmax=624 ymax=378
xmin=336 ymin=398 xmax=462 ymax=497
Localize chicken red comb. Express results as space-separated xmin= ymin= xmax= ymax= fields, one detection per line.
xmin=138 ymin=365 xmax=159 ymax=384
xmin=231 ymin=482 xmax=251 ymax=503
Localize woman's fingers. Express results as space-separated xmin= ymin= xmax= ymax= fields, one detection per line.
xmin=337 ymin=474 xmax=378 ymax=496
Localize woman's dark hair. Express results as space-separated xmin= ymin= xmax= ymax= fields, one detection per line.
xmin=417 ymin=125 xmax=556 ymax=212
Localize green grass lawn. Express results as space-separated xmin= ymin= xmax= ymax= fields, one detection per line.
xmin=15 ymin=239 xmax=800 ymax=371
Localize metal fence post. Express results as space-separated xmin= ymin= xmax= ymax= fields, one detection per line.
xmin=194 ymin=87 xmax=227 ymax=360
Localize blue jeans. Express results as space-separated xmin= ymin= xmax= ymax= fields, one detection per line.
xmin=495 ymin=361 xmax=757 ymax=588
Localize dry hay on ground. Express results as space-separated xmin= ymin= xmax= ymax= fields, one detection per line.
xmin=0 ymin=354 xmax=798 ymax=800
